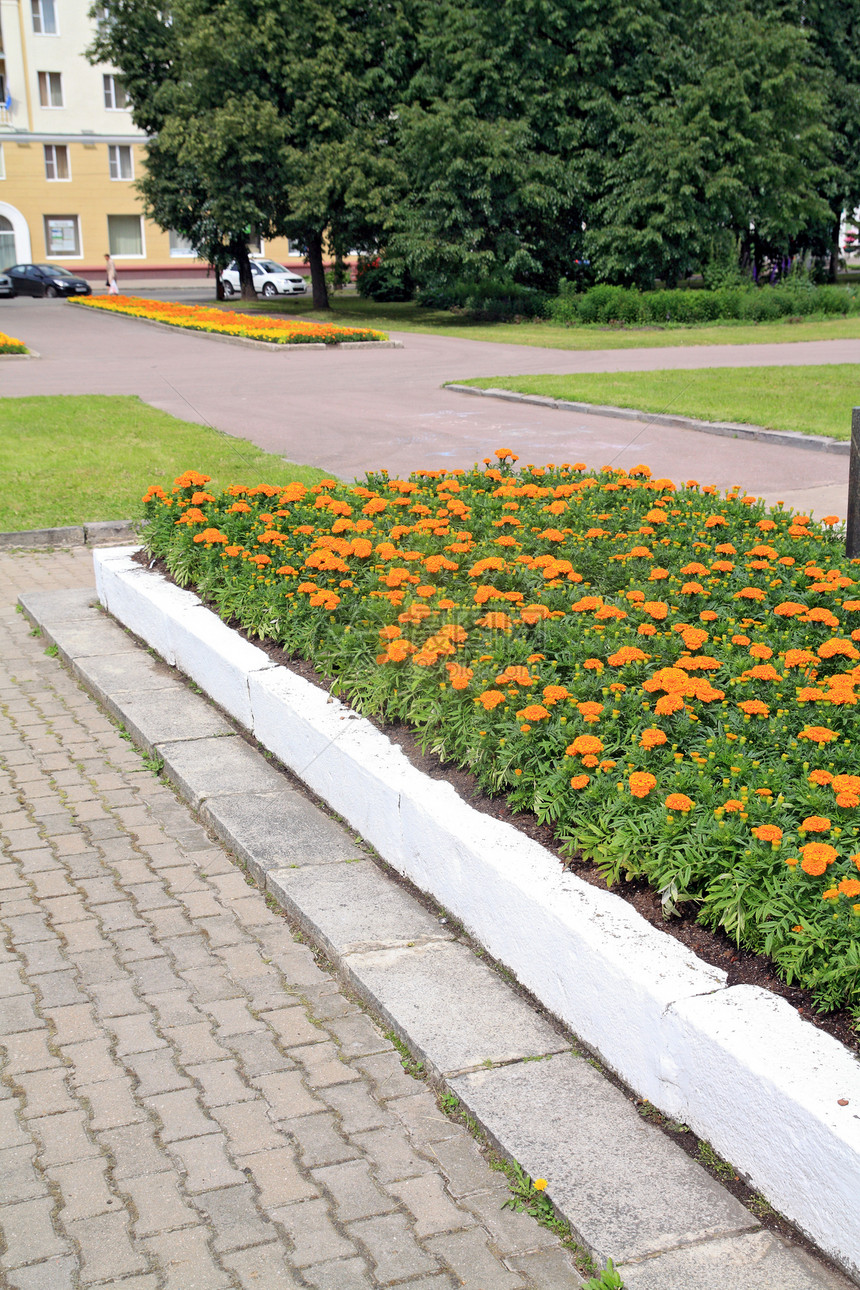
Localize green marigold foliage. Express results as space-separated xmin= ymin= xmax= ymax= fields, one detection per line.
xmin=144 ymin=458 xmax=860 ymax=1015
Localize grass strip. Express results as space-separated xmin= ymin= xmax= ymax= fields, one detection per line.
xmin=141 ymin=459 xmax=860 ymax=1016
xmin=0 ymin=395 xmax=327 ymax=530
xmin=458 ymin=366 xmax=860 ymax=440
xmin=231 ymin=294 xmax=860 ymax=351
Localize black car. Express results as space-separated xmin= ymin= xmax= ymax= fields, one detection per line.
xmin=3 ymin=264 xmax=92 ymax=298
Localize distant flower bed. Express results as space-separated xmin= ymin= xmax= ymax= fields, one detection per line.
xmin=0 ymin=332 xmax=28 ymax=354
xmin=143 ymin=457 xmax=860 ymax=1014
xmin=76 ymin=296 xmax=388 ymax=345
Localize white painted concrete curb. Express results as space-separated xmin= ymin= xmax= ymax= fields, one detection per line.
xmin=93 ymin=546 xmax=860 ymax=1280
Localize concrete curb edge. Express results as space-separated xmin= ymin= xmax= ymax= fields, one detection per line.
xmin=445 ymin=384 xmax=851 ymax=456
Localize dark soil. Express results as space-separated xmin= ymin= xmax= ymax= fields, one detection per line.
xmin=134 ymin=550 xmax=859 ymax=1058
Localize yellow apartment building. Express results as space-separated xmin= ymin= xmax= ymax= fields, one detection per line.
xmin=0 ymin=0 xmax=304 ymax=279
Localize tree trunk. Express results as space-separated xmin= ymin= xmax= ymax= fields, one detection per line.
xmin=829 ymin=216 xmax=841 ymax=283
xmin=307 ymin=231 xmax=330 ymax=310
xmin=231 ymin=241 xmax=256 ymax=300
xmin=214 ymin=265 xmax=225 ymax=302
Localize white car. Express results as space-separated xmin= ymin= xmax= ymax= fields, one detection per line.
xmin=222 ymin=259 xmax=308 ymax=298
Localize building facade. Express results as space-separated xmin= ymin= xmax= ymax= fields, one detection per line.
xmin=0 ymin=0 xmax=194 ymax=275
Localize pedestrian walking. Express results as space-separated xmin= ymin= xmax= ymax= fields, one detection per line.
xmin=104 ymin=253 xmax=119 ymax=295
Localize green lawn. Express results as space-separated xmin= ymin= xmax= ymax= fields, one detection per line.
xmin=0 ymin=395 xmax=327 ymax=530
xmin=222 ymin=293 xmax=860 ymax=351
xmin=457 ymin=365 xmax=860 ymax=440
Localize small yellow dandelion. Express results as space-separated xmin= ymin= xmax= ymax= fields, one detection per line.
xmin=533 ymin=1178 xmax=548 ymax=1191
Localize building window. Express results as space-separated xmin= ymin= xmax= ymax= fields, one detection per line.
xmin=44 ymin=214 xmax=80 ymax=256
xmin=37 ymin=71 xmax=63 ymax=108
xmin=31 ymin=0 xmax=58 ymax=33
xmin=0 ymin=215 xmax=15 ymax=263
xmin=107 ymin=213 xmax=143 ymax=256
xmin=44 ymin=143 xmax=70 ymax=180
xmin=169 ymin=229 xmax=196 ymax=257
xmin=103 ymin=74 xmax=128 ymax=110
xmin=108 ymin=144 xmax=133 ymax=180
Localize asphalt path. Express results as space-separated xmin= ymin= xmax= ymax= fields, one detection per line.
xmin=2 ymin=296 xmax=858 ymax=516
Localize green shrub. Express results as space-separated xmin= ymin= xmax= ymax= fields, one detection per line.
xmin=355 ymin=257 xmax=414 ymax=302
xmin=416 ymin=278 xmax=549 ymax=320
xmin=547 ymin=281 xmax=860 ymax=327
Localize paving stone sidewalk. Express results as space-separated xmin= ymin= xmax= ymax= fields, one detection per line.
xmin=0 ymin=548 xmax=583 ymax=1289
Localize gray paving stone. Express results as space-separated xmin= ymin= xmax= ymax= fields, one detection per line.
xmin=201 ymin=790 xmax=360 ymax=881
xmin=157 ymin=736 xmax=286 ymax=806
xmin=38 ymin=619 xmax=139 ymax=665
xmin=343 ymin=940 xmax=568 ymax=1077
xmin=18 ymin=589 xmax=97 ymax=624
xmin=102 ymin=690 xmax=234 ymax=755
xmin=348 ymin=1211 xmax=440 ymax=1281
xmin=617 ymin=1229 xmax=855 ymax=1289
xmin=267 ymin=860 xmax=453 ymax=957
xmin=71 ymin=650 xmax=181 ymax=705
xmin=506 ymin=1248 xmax=585 ymax=1288
xmin=312 ymin=1159 xmax=398 ymax=1222
xmin=268 ymin=1196 xmax=357 ymax=1266
xmin=222 ymin=1242 xmax=304 ymax=1289
xmin=425 ymin=1228 xmax=525 ymax=1289
xmin=450 ymin=1054 xmax=758 ymax=1265
xmin=5 ymin=1255 xmax=79 ymax=1290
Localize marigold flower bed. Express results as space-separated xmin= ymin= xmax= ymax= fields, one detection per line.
xmin=143 ymin=456 xmax=860 ymax=1014
xmin=75 ymin=295 xmax=388 ymax=344
xmin=0 ymin=331 xmax=28 ymax=354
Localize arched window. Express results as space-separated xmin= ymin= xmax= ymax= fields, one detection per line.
xmin=0 ymin=215 xmax=15 ymax=267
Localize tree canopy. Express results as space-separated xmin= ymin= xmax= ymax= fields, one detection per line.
xmin=91 ymin=0 xmax=860 ymax=295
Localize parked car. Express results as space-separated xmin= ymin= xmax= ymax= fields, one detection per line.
xmin=221 ymin=259 xmax=307 ymax=298
xmin=2 ymin=264 xmax=92 ymax=297
xmin=0 ymin=272 xmax=12 ymax=298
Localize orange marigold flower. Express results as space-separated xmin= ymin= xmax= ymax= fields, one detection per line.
xmin=832 ymin=774 xmax=860 ymax=794
xmin=639 ymin=727 xmax=667 ymax=749
xmin=477 ymin=612 xmax=512 ymax=631
xmin=799 ymin=842 xmax=838 ymax=875
xmin=665 ymin=793 xmax=694 ymax=812
xmin=584 ymin=658 xmax=604 ymax=672
xmin=446 ymin=663 xmax=474 ymax=690
xmin=642 ymin=601 xmax=669 ymax=620
xmin=520 ymin=604 xmax=552 ymax=625
xmin=751 ymin=825 xmax=782 ymax=844
xmin=783 ymin=649 xmax=815 ymax=668
xmin=516 ymin=704 xmax=551 ymax=722
xmin=818 ymin=639 xmax=860 ymax=660
xmin=738 ymin=700 xmax=770 ymax=717
xmin=476 ymin=690 xmax=506 ymax=710
xmin=577 ymin=701 xmax=604 ymax=723
xmin=567 ymin=735 xmax=604 ymax=757
xmin=570 ymin=774 xmax=590 ymax=789
xmin=723 ymin=800 xmax=743 ymax=813
xmin=808 ymin=769 xmax=834 ymax=786
xmin=798 ymin=725 xmax=839 ymax=744
xmin=542 ymin=685 xmax=570 ymax=705
xmin=655 ymin=694 xmax=685 ymax=716
xmin=749 ymin=644 xmax=773 ymax=660
xmin=608 ymin=646 xmax=650 ymax=666
xmin=629 ymin=772 xmax=657 ymax=798
xmin=638 ymin=623 xmax=658 ymax=637
xmin=734 ymin=587 xmax=766 ymax=601
xmin=799 ymin=815 xmax=831 ymax=833
xmin=838 ymin=878 xmax=860 ymax=898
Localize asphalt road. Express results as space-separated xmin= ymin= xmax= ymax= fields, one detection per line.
xmin=2 ymin=296 xmax=858 ymax=516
